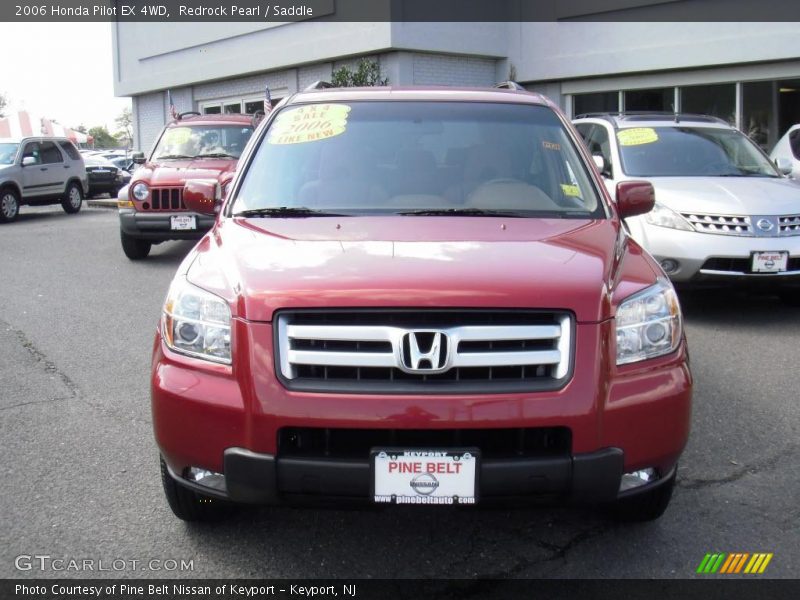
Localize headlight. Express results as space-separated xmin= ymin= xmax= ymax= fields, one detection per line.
xmin=162 ymin=279 xmax=232 ymax=364
xmin=644 ymin=202 xmax=693 ymax=231
xmin=615 ymin=280 xmax=682 ymax=365
xmin=131 ymin=182 xmax=149 ymax=201
xmin=114 ymin=170 xmax=123 ymax=182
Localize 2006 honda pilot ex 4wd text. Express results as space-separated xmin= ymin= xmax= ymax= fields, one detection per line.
xmin=153 ymin=84 xmax=692 ymax=523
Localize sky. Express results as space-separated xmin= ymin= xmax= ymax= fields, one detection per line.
xmin=0 ymin=22 xmax=131 ymax=132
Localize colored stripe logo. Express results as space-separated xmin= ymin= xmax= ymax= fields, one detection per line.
xmin=697 ymin=553 xmax=773 ymax=574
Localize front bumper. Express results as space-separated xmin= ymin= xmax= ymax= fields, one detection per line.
xmin=152 ymin=319 xmax=692 ymax=505
xmin=630 ymin=219 xmax=800 ymax=284
xmin=119 ymin=208 xmax=214 ymax=241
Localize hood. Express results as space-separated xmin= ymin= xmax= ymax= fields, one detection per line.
xmin=650 ymin=176 xmax=800 ymax=215
xmin=135 ymin=158 xmax=237 ymax=186
xmin=183 ymin=216 xmax=655 ymax=323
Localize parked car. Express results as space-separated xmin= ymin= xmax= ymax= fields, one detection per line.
xmin=0 ymin=136 xmax=88 ymax=223
xmin=117 ymin=113 xmax=255 ymax=259
xmin=110 ymin=156 xmax=136 ymax=174
xmin=573 ymin=113 xmax=800 ymax=303
xmin=153 ymin=84 xmax=692 ymax=523
xmin=769 ymin=124 xmax=800 ymax=179
xmin=84 ymin=155 xmax=129 ymax=198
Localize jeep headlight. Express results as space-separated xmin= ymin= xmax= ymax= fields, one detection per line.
xmin=163 ymin=279 xmax=231 ymax=364
xmin=644 ymin=202 xmax=693 ymax=231
xmin=616 ymin=280 xmax=682 ymax=365
xmin=131 ymin=182 xmax=149 ymax=201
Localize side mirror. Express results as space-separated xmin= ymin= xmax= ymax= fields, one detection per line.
xmin=21 ymin=156 xmax=36 ymax=167
xmin=775 ymin=157 xmax=793 ymax=176
xmin=592 ymin=154 xmax=606 ymax=172
xmin=616 ymin=181 xmax=655 ymax=219
xmin=183 ymin=180 xmax=218 ymax=215
xmin=132 ymin=152 xmax=145 ymax=165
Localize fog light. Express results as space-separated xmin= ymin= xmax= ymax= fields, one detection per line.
xmin=619 ymin=468 xmax=657 ymax=492
xmin=185 ymin=467 xmax=227 ymax=492
xmin=659 ymin=259 xmax=679 ymax=274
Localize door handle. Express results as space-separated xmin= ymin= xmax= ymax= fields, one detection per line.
xmin=40 ymin=167 xmax=48 ymax=171
xmin=63 ymin=165 xmax=70 ymax=169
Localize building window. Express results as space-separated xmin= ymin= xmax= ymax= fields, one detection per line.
xmin=573 ymin=92 xmax=619 ymax=117
xmin=680 ymin=83 xmax=735 ymax=125
xmin=624 ymin=88 xmax=674 ymax=112
xmin=742 ymin=81 xmax=774 ymax=151
xmin=200 ymin=95 xmax=277 ymax=116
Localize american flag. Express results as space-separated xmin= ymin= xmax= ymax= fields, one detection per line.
xmin=167 ymin=90 xmax=178 ymax=120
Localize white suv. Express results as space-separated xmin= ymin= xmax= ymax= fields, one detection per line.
xmin=0 ymin=136 xmax=88 ymax=223
xmin=573 ymin=113 xmax=800 ymax=302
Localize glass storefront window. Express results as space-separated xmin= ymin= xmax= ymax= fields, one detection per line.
xmin=680 ymin=83 xmax=735 ymax=125
xmin=742 ymin=81 xmax=774 ymax=151
xmin=624 ymin=88 xmax=674 ymax=112
xmin=573 ymin=92 xmax=619 ymax=117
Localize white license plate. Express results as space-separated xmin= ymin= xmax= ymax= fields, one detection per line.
xmin=372 ymin=449 xmax=478 ymax=505
xmin=751 ymin=251 xmax=788 ymax=273
xmin=170 ymin=215 xmax=197 ymax=231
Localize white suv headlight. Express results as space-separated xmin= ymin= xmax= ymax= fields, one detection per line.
xmin=163 ymin=279 xmax=232 ymax=364
xmin=644 ymin=202 xmax=693 ymax=231
xmin=616 ymin=280 xmax=682 ymax=365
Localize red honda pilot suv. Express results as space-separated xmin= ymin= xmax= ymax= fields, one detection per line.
xmin=118 ymin=112 xmax=255 ymax=259
xmin=152 ymin=84 xmax=692 ymax=522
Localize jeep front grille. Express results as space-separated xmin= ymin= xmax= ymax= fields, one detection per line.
xmin=144 ymin=187 xmax=185 ymax=211
xmin=275 ymin=310 xmax=573 ymax=394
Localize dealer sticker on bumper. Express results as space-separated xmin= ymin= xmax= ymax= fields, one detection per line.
xmin=751 ymin=251 xmax=788 ymax=273
xmin=372 ymin=449 xmax=478 ymax=505
xmin=170 ymin=215 xmax=197 ymax=231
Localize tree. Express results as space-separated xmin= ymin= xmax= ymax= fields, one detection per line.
xmin=114 ymin=107 xmax=133 ymax=147
xmin=74 ymin=125 xmax=88 ymax=134
xmin=0 ymin=93 xmax=7 ymax=119
xmin=87 ymin=126 xmax=117 ymax=149
xmin=331 ymin=58 xmax=388 ymax=88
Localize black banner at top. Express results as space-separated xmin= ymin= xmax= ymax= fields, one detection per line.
xmin=3 ymin=0 xmax=800 ymax=22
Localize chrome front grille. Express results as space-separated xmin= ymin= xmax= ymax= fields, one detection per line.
xmin=680 ymin=212 xmax=800 ymax=236
xmin=779 ymin=215 xmax=800 ymax=235
xmin=145 ymin=187 xmax=185 ymax=211
xmin=681 ymin=213 xmax=751 ymax=235
xmin=275 ymin=310 xmax=573 ymax=394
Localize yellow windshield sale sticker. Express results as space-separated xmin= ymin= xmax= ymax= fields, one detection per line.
xmin=268 ymin=104 xmax=351 ymax=145
xmin=163 ymin=127 xmax=191 ymax=145
xmin=617 ymin=128 xmax=659 ymax=146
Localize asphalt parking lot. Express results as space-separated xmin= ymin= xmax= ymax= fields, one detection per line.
xmin=1 ymin=206 xmax=798 ymax=579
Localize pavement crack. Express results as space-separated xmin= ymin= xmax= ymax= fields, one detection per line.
xmin=0 ymin=397 xmax=71 ymax=411
xmin=678 ymin=443 xmax=799 ymax=490
xmin=2 ymin=318 xmax=82 ymax=400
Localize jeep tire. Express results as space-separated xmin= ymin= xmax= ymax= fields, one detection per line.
xmin=120 ymin=231 xmax=152 ymax=260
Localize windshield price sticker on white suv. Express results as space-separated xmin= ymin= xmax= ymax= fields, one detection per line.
xmin=752 ymin=251 xmax=788 ymax=273
xmin=372 ymin=450 xmax=478 ymax=505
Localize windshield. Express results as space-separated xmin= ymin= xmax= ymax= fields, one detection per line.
xmin=617 ymin=126 xmax=780 ymax=177
xmin=0 ymin=143 xmax=19 ymax=165
xmin=151 ymin=124 xmax=254 ymax=160
xmin=232 ymin=102 xmax=603 ymax=217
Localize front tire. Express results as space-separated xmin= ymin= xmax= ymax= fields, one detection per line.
xmin=120 ymin=231 xmax=151 ymax=260
xmin=0 ymin=187 xmax=20 ymax=223
xmin=61 ymin=182 xmax=83 ymax=214
xmin=160 ymin=458 xmax=231 ymax=522
xmin=606 ymin=469 xmax=676 ymax=522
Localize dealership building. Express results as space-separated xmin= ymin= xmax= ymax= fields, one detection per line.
xmin=112 ymin=17 xmax=800 ymax=153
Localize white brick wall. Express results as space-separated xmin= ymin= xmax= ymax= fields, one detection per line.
xmin=135 ymin=92 xmax=166 ymax=152
xmin=298 ymin=63 xmax=334 ymax=90
xmin=412 ymin=53 xmax=497 ymax=87
xmin=194 ymin=72 xmax=289 ymax=103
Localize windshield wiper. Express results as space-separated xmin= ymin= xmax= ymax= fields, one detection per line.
xmin=233 ymin=207 xmax=346 ymax=218
xmin=154 ymin=154 xmax=194 ymax=160
xmin=196 ymin=152 xmax=236 ymax=159
xmin=397 ymin=208 xmax=589 ymax=218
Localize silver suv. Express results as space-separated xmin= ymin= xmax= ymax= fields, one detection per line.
xmin=573 ymin=113 xmax=800 ymax=302
xmin=0 ymin=136 xmax=89 ymax=223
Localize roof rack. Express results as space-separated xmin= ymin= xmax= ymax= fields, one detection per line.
xmin=574 ymin=111 xmax=728 ymax=125
xmin=304 ymin=81 xmax=335 ymax=91
xmin=176 ymin=111 xmax=201 ymax=121
xmin=494 ymin=81 xmax=526 ymax=91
